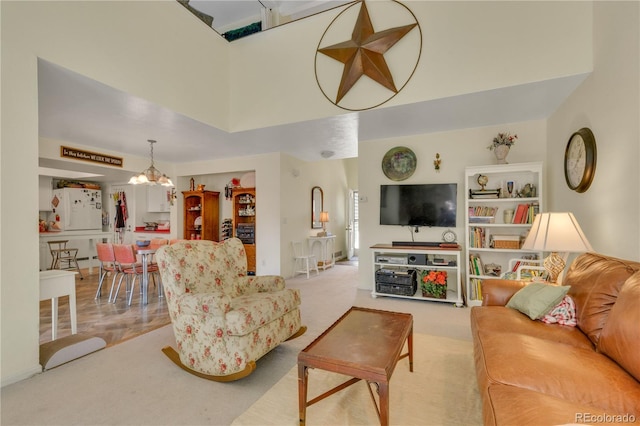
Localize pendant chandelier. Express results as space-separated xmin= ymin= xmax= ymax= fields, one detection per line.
xmin=128 ymin=140 xmax=174 ymax=187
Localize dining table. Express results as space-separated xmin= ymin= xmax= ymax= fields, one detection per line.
xmin=135 ymin=248 xmax=157 ymax=305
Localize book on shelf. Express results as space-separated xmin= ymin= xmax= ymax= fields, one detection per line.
xmin=469 ymin=216 xmax=495 ymax=224
xmin=469 ymin=227 xmax=486 ymax=248
xmin=513 ymin=204 xmax=528 ymax=224
xmin=470 ymin=278 xmax=483 ymax=301
xmin=469 ymin=189 xmax=500 ymax=199
xmin=469 ymin=206 xmax=498 ymax=217
xmin=529 ymin=202 xmax=540 ymax=223
xmin=468 ymin=206 xmax=498 ymax=223
xmin=511 ymin=254 xmax=541 ymax=272
xmin=468 ymin=254 xmax=484 ymax=276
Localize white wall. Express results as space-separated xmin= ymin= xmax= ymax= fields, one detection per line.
xmin=229 ymin=1 xmax=592 ymax=131
xmin=279 ymin=154 xmax=353 ymax=278
xmin=173 ymin=153 xmax=283 ymax=275
xmin=547 ymin=2 xmax=640 ymax=260
xmin=357 ymin=121 xmax=547 ymax=290
xmin=1 ymin=0 xmax=229 ymax=386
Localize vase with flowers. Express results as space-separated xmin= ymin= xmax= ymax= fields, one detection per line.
xmin=488 ymin=132 xmax=518 ymax=164
xmin=420 ymin=270 xmax=448 ymax=299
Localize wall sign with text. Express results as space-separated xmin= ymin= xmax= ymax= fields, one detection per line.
xmin=61 ymin=146 xmax=123 ymax=167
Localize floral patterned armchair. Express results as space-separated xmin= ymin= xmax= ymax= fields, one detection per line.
xmin=155 ymin=238 xmax=305 ymax=381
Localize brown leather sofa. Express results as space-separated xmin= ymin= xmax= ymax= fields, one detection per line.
xmin=470 ymin=252 xmax=640 ymax=425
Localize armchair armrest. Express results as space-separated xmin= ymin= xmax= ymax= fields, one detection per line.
xmin=240 ymin=275 xmax=286 ymax=294
xmin=481 ymin=279 xmax=527 ymax=306
xmin=174 ymin=291 xmax=231 ymax=316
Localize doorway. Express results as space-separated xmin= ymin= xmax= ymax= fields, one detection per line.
xmin=346 ymin=189 xmax=359 ymax=261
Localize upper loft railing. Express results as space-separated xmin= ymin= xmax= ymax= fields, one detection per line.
xmin=176 ymin=0 xmax=353 ymax=42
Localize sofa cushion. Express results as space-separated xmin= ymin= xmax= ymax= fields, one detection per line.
xmin=564 ymin=253 xmax=640 ymax=346
xmin=226 ymin=289 xmax=301 ymax=336
xmin=475 ymin=332 xmax=640 ymax=416
xmin=598 ymin=271 xmax=640 ymax=382
xmin=540 ymin=295 xmax=577 ymax=326
xmin=158 ymin=240 xmax=250 ymax=298
xmin=470 ymin=306 xmax=593 ymax=350
xmin=484 ymin=385 xmax=613 ymax=426
xmin=481 ymin=279 xmax=527 ymax=306
xmin=506 ymin=283 xmax=570 ymax=319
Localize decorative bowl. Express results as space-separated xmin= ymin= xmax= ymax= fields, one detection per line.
xmin=136 ymin=240 xmax=150 ymax=248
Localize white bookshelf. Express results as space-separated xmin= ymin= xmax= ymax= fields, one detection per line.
xmin=464 ymin=162 xmax=544 ymax=306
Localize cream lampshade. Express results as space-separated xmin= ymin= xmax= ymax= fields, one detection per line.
xmin=318 ymin=211 xmax=330 ymax=237
xmin=521 ymin=212 xmax=593 ymax=283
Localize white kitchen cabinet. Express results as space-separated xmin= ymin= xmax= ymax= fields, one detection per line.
xmin=39 ymin=176 xmax=53 ymax=211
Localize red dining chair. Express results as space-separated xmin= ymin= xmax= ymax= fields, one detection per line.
xmin=148 ymin=238 xmax=168 ymax=296
xmin=149 ymin=238 xmax=169 ymax=249
xmin=111 ymin=244 xmax=159 ymax=306
xmin=148 ymin=238 xmax=168 ymax=264
xmin=95 ymin=243 xmax=119 ymax=300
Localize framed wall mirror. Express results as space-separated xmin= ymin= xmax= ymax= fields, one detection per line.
xmin=311 ymin=186 xmax=324 ymax=229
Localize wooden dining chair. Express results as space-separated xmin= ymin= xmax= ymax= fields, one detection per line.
xmin=47 ymin=240 xmax=83 ymax=279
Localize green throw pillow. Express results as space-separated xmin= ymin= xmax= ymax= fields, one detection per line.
xmin=506 ymin=283 xmax=570 ymax=320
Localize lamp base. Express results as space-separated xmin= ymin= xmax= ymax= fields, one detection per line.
xmin=544 ymin=252 xmax=566 ymax=283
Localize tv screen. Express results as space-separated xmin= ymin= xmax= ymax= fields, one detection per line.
xmin=380 ymin=184 xmax=457 ymax=227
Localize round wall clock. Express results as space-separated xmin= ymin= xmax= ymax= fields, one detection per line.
xmin=564 ymin=127 xmax=597 ymax=193
xmin=382 ymin=146 xmax=417 ymax=181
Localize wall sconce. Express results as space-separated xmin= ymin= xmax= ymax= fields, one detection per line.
xmin=434 ymin=153 xmax=441 ymax=172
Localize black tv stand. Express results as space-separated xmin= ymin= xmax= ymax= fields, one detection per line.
xmin=392 ymin=241 xmax=441 ymax=247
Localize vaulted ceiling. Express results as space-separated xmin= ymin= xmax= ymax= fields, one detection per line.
xmin=37 ymin=2 xmax=588 ymax=182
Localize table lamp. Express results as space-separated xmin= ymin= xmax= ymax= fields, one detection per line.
xmin=318 ymin=211 xmax=329 ymax=237
xmin=521 ymin=212 xmax=593 ymax=283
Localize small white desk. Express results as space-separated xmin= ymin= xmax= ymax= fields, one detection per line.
xmin=39 ymin=270 xmax=78 ymax=340
xmin=308 ymin=235 xmax=336 ymax=270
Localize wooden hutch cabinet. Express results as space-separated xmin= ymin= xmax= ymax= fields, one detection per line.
xmin=182 ymin=190 xmax=220 ymax=241
xmin=232 ymin=187 xmax=256 ymax=274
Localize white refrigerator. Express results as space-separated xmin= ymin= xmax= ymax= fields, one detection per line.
xmin=50 ymin=188 xmax=103 ymax=230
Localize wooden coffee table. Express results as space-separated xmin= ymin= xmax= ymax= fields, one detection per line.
xmin=297 ymin=306 xmax=413 ymax=426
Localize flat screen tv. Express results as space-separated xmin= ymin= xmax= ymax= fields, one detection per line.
xmin=380 ymin=183 xmax=457 ymax=227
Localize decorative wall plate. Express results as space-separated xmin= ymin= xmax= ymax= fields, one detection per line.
xmin=382 ymin=146 xmax=417 ymax=181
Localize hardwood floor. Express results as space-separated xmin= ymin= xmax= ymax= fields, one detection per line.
xmin=39 ymin=268 xmax=170 ymax=347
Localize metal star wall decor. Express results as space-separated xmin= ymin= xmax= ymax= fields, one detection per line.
xmin=315 ymin=0 xmax=422 ymax=111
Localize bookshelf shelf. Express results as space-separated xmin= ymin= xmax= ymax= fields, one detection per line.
xmin=464 ymin=162 xmax=544 ymax=306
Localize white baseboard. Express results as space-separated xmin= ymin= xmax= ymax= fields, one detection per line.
xmin=1 ymin=364 xmax=42 ymax=388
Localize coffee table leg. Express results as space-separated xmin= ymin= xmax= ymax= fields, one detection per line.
xmin=408 ymin=328 xmax=414 ymax=372
xmin=379 ymin=381 xmax=389 ymax=426
xmin=298 ymin=364 xmax=308 ymax=426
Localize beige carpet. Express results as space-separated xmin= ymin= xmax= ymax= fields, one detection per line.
xmin=232 ymin=333 xmax=482 ymax=426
